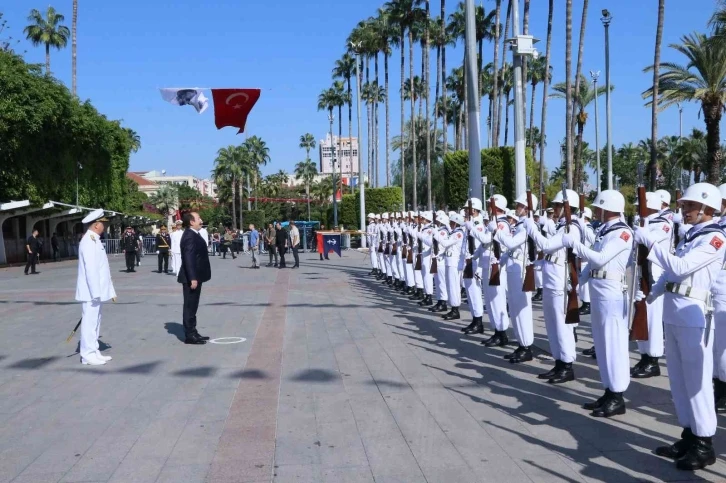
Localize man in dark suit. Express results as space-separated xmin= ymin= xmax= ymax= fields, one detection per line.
xmin=275 ymin=222 xmax=287 ymax=268
xmin=25 ymin=229 xmax=40 ymax=275
xmin=177 ymin=212 xmax=212 ymax=345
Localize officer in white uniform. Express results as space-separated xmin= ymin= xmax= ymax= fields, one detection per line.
xmin=434 ymin=212 xmax=465 ymax=321
xmin=170 ymin=219 xmax=184 ymax=276
xmin=480 ymin=196 xmax=510 ymax=347
xmin=75 ymin=209 xmax=116 ymax=365
xmin=711 ymin=184 xmax=726 ymax=413
xmin=416 ymin=212 xmax=435 ymax=306
xmin=428 ymin=212 xmax=450 ymax=313
xmin=563 ymin=190 xmax=633 ymax=418
xmin=635 ymin=182 xmax=725 ymax=471
xmin=376 ymin=214 xmax=387 ymax=280
xmin=578 ymin=207 xmax=597 ymax=315
xmin=533 ymin=211 xmax=545 ymax=302
xmin=394 ymin=213 xmax=406 ymax=290
xmin=366 ymin=213 xmax=379 ymax=276
xmin=497 ymin=194 xmax=539 ymax=363
xmin=460 ymin=199 xmax=486 ymax=335
xmin=525 ymin=189 xmax=584 ymax=384
xmin=387 ymin=213 xmax=400 ymax=287
xmin=404 ymin=212 xmax=417 ymax=295
xmin=631 ymin=192 xmax=673 ymax=379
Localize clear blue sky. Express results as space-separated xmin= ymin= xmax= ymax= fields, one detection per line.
xmin=4 ymin=0 xmax=719 ymax=186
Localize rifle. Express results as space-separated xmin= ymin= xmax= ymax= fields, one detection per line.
xmin=463 ymin=197 xmax=474 ymax=279
xmin=674 ymin=176 xmax=684 ymax=249
xmin=562 ymin=183 xmax=580 ymax=324
xmin=415 ymin=211 xmax=423 ymax=270
xmin=629 ymin=162 xmax=650 ymax=341
xmin=385 ymin=226 xmax=391 ymax=255
xmin=401 ymin=220 xmax=409 ymax=259
xmin=391 ymin=218 xmax=398 ymax=256
xmin=377 ymin=220 xmax=384 ymax=253
xmin=537 ymin=189 xmax=547 ymax=260
xmin=406 ymin=215 xmax=414 ymax=264
xmin=522 ymin=177 xmax=536 ymax=292
xmin=430 ymin=211 xmax=438 ymax=274
xmin=488 ymin=194 xmax=502 ymax=285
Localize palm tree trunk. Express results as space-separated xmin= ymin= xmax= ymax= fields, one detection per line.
xmin=565 ymin=0 xmax=573 ymax=188
xmin=410 ymin=29 xmax=417 ymax=209
xmin=539 ymin=0 xmax=553 ymax=192
xmin=504 ymin=93 xmax=510 ymax=146
xmin=306 ymin=182 xmax=310 ymax=221
xmin=366 ymin=57 xmax=372 ymax=185
xmin=441 ymin=0 xmax=448 ymax=163
xmin=462 ymin=48 xmax=467 ymax=150
xmin=487 ymin=97 xmax=492 ymax=148
xmin=231 ymin=177 xmax=237 ymax=231
xmin=492 ymin=0 xmax=501 ymax=147
xmin=385 ymin=52 xmax=390 ymax=187
xmin=338 ymin=105 xmax=343 ymax=194
xmin=576 ymin=118 xmax=585 ymax=182
xmin=478 ymin=39 xmax=483 ymax=114
xmin=571 ymin=0 xmax=589 ymax=190
xmin=649 ymin=0 xmax=665 ymax=190
xmin=433 ymin=41 xmax=441 ymax=192
xmin=400 ymin=26 xmax=406 ymax=205
xmin=425 ymin=0 xmax=432 ymax=210
xmin=496 ymin=1 xmax=512 ymax=146
xmin=45 ymin=43 xmax=50 ymax=75
xmin=347 ymin=77 xmax=354 ymax=194
xmin=529 ymin=82 xmax=536 ymax=161
xmin=72 ymin=0 xmax=77 ymax=96
xmin=705 ymin=104 xmax=722 ymax=183
xmin=374 ymin=53 xmax=380 ymax=187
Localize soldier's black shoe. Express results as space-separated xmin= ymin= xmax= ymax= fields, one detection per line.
xmin=578 ymin=302 xmax=591 ymax=315
xmin=630 ymin=353 xmax=648 ymax=375
xmin=442 ymin=307 xmax=460 ymax=321
xmin=573 ymin=327 xmax=578 ymax=343
xmin=463 ymin=317 xmax=484 ymax=335
xmin=583 ymin=389 xmax=612 ymax=410
xmin=538 ymin=360 xmax=562 ymax=380
xmin=713 ymin=379 xmax=726 ymax=414
xmin=461 ymin=320 xmax=477 ymax=333
xmin=656 ymin=428 xmax=694 ymax=459
xmin=532 ymin=289 xmax=543 ymax=301
xmin=369 ymin=269 xmax=377 ymax=276
xmin=676 ymin=436 xmax=716 ymax=471
xmin=510 ymin=346 xmax=533 ymax=364
xmin=632 ymin=357 xmax=661 ymax=379
xmin=184 ymin=335 xmax=206 ymax=345
xmin=548 ymin=362 xmax=575 ymax=384
xmin=404 ymin=286 xmax=413 ymax=295
xmin=409 ymin=289 xmax=424 ymax=301
xmin=504 ymin=346 xmax=523 ymax=360
xmin=482 ymin=330 xmax=508 ymax=347
xmin=419 ymin=295 xmax=434 ymax=306
xmin=432 ymin=302 xmax=448 ymax=313
xmin=583 ymin=346 xmax=596 ymax=357
xmin=428 ymin=301 xmax=443 ymax=312
xmin=591 ymin=392 xmax=625 ymax=418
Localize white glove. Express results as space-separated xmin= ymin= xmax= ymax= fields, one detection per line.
xmin=634 ymin=290 xmax=645 ymax=302
xmin=524 ymin=217 xmax=536 ymax=233
xmin=672 ymin=212 xmax=683 ymax=224
xmin=634 ymin=226 xmax=652 ymax=246
xmin=487 ymin=220 xmax=498 ymax=233
xmin=561 ymin=233 xmax=576 ymax=248
xmin=679 ymin=224 xmax=689 ymax=238
xmin=465 ymin=221 xmax=474 ymax=231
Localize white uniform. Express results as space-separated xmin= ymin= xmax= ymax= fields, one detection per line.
xmin=435 ymin=226 xmax=464 ymax=308
xmin=388 ymin=222 xmax=399 ymax=280
xmin=405 ymin=223 xmax=416 ymax=288
xmin=570 ymin=220 xmax=633 ymax=393
xmin=377 ymin=223 xmax=387 ymax=275
xmin=75 ymin=230 xmax=117 ymax=364
xmin=496 ymin=217 xmax=531 ymax=346
xmin=429 ymin=225 xmax=450 ymax=303
xmin=417 ymin=223 xmax=436 ymax=296
xmin=648 ymin=221 xmax=726 ymax=438
xmin=411 ymin=224 xmax=424 ymax=289
xmin=578 ymin=222 xmax=597 ymax=304
xmin=483 ymin=216 xmax=510 ymax=331
xmin=367 ymin=221 xmax=379 ymax=269
xmin=394 ymin=222 xmax=405 ymax=282
xmin=171 ymin=229 xmax=183 ymax=275
xmin=713 ymin=217 xmax=726 ymax=382
xmin=462 ymin=217 xmax=485 ymax=318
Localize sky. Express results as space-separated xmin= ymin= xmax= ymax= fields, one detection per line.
xmin=4 ymin=0 xmax=721 ymax=186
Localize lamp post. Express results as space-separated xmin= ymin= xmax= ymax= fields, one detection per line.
xmin=676 ymin=102 xmax=683 ymax=143
xmin=351 ymin=41 xmax=366 ymax=246
xmin=329 ymin=112 xmax=338 ymax=228
xmin=601 ymin=9 xmax=613 ymax=189
xmin=590 ymin=70 xmax=601 ymax=193
xmin=464 ymin=0 xmax=481 ymax=196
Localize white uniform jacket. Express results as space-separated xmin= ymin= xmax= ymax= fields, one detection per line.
xmin=496 ymin=217 xmax=528 ymax=272
xmin=434 ymin=227 xmax=465 ymax=268
xmin=75 ymin=230 xmax=116 ymax=302
xmin=527 ymin=217 xmax=584 ymax=291
xmin=171 ymin=229 xmax=183 ymax=254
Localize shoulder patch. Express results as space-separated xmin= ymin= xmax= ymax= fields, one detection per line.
xmin=90 ymin=234 xmax=96 ymax=241
xmin=440 ymin=230 xmax=447 ymax=236
xmin=427 ymin=229 xmax=432 ymax=234
xmin=498 ymin=223 xmax=507 ymax=230
xmin=477 ymin=226 xmax=483 ymax=232
xmin=711 ymin=236 xmax=724 ymax=250
xmin=620 ymin=232 xmax=631 ymax=242
xmin=663 ymin=225 xmax=670 ymax=233
xmin=457 ymin=233 xmax=463 ymax=239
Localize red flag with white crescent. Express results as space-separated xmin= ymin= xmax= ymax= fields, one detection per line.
xmin=211 ymin=88 xmax=261 ymax=133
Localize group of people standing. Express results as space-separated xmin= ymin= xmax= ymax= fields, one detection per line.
xmin=262 ymin=221 xmax=300 ymax=269
xmin=365 ymin=182 xmax=726 ymax=472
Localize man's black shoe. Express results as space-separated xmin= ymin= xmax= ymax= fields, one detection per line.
xmin=591 ymin=391 xmax=626 ymax=418
xmin=656 ymin=428 xmax=694 ymax=459
xmin=632 ymin=356 xmax=661 ymax=379
xmin=504 ymin=346 xmax=523 ymax=360
xmin=578 ymin=302 xmax=591 ymax=315
xmin=583 ymin=389 xmax=612 ymax=410
xmin=482 ymin=330 xmax=508 ymax=347
xmin=442 ymin=307 xmax=460 ymax=321
xmin=463 ymin=317 xmax=484 ymax=335
xmin=675 ymin=436 xmax=716 ymax=471
xmin=184 ymin=336 xmax=206 ymax=345
xmin=548 ymin=363 xmax=575 ymax=384
xmin=194 ymin=333 xmax=210 ymax=341
xmin=538 ymin=361 xmax=561 ymax=380
xmin=532 ymin=288 xmax=543 ymax=301
xmin=510 ymin=346 xmax=533 ymax=364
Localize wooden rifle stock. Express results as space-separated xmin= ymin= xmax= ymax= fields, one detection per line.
xmin=391 ymin=228 xmax=398 ymax=256
xmin=401 ymin=230 xmax=408 ymax=259
xmin=563 ymin=200 xmax=580 ymax=324
xmin=489 ymin=197 xmax=501 ymax=286
xmin=385 ymin=230 xmax=391 ymax=255
xmin=430 ymin=212 xmax=438 ymax=274
xmin=463 ymin=199 xmax=474 ymax=279
xmin=406 ymin=220 xmax=414 ymax=264
xmin=630 ymin=185 xmax=651 ymax=341
xmin=522 ymin=189 xmax=536 ymax=292
xmin=414 ymin=212 xmax=423 ymax=270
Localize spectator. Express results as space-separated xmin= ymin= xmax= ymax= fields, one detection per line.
xmin=248 ymin=224 xmax=260 ymax=269
xmin=265 ymin=223 xmax=278 ymax=267
xmin=222 ymin=228 xmax=237 ymax=259
xmin=211 ymin=231 xmax=220 ymax=256
xmin=275 ymin=222 xmax=287 ymax=269
xmin=25 ymin=229 xmax=40 ymax=275
xmin=51 ymin=233 xmax=59 ymax=261
xmin=288 ymin=220 xmax=300 ymax=269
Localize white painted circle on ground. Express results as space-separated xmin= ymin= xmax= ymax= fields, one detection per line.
xmin=209 ymin=337 xmax=247 ymax=345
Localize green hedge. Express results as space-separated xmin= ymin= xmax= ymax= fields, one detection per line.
xmin=241 ymin=210 xmax=266 ymax=230
xmin=443 ymin=147 xmax=537 ymax=209
xmin=335 ymin=187 xmax=404 ymax=228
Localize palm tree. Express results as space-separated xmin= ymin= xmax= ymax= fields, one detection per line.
xmin=527 ymin=56 xmax=551 ymax=160
xmin=149 ymin=185 xmax=179 ymax=227
xmin=440 ymin=0 xmax=448 ymax=164
xmin=481 ymin=63 xmax=496 ymax=147
xmin=495 ymin=0 xmax=512 ymax=146
xmin=569 ymin=0 xmax=589 ymax=185
xmin=299 ymin=133 xmax=316 ymax=160
xmin=295 ymin=159 xmax=318 ymax=221
xmin=23 ymin=6 xmax=70 ymax=75
xmin=475 ymin=3 xmax=497 ymax=112
xmin=369 ymin=10 xmax=395 ymax=187
xmin=124 ymin=128 xmax=141 ymax=153
xmin=539 ymin=0 xmax=554 ymax=193
xmin=333 ymin=53 xmax=357 ymax=190
xmin=500 ymin=64 xmax=514 ymax=145
xmin=644 ymin=32 xmax=726 ymax=183
xmin=72 ymin=0 xmax=77 ymax=95
xmin=649 ymin=0 xmax=666 ymax=189
xmin=564 ymin=0 xmax=573 ymax=187
xmin=244 ymin=135 xmax=271 ymax=211
xmin=424 ymin=0 xmax=432 ymax=210
xmin=213 ymin=145 xmax=244 ymax=230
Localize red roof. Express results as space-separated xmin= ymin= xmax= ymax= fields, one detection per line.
xmin=126 ymin=172 xmax=156 ymax=186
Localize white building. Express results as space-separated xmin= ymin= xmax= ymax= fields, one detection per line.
xmin=130 ymin=170 xmax=217 ymax=198
xmin=319 ymin=134 xmax=359 ymax=177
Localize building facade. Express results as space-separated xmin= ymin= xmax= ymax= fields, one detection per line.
xmin=318 ymin=134 xmax=359 ymax=178
xmin=128 ymin=170 xmax=218 ymax=198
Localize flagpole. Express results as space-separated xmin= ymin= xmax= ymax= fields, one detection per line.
xmin=352 ymin=41 xmax=366 ymax=248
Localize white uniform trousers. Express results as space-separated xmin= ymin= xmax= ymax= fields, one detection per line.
xmin=485 ymin=266 xmax=509 ymax=331
xmin=369 ymin=245 xmax=379 ymax=269
xmin=666 ymin=322 xmax=716 ymax=437
xmin=506 ymin=266 xmax=532 ymax=346
xmin=422 ymin=255 xmax=434 ymax=295
xmin=637 ymin=293 xmax=665 ymax=358
xmin=446 ymin=266 xmax=461 ymax=307
xmin=172 ymin=252 xmax=182 ymax=276
xmin=542 ymin=290 xmax=577 ymax=363
xmin=712 ymin=294 xmax=726 ymax=380
xmin=579 ymin=262 xmax=591 ymax=303
xmin=378 ymin=251 xmax=386 ymax=275
xmin=535 ymin=262 xmax=543 ymax=289
xmin=463 ymin=260 xmax=484 ymax=317
xmin=414 ymin=267 xmax=423 ymax=289
xmin=591 ymin=293 xmax=630 ymax=393
xmin=405 ymin=261 xmax=415 ymax=287
xmin=435 ymin=263 xmax=448 ymax=302
xmin=80 ymin=300 xmax=102 ymax=362
xmin=388 ymin=254 xmax=398 ymax=279
xmin=396 ymin=250 xmax=405 ymax=281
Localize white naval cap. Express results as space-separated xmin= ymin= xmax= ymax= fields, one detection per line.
xmin=82 ymin=209 xmax=108 ymax=224
xmin=375 ymin=214 xmax=381 ymax=219
xmin=505 ymin=209 xmax=517 ymax=220
xmin=438 ymin=214 xmax=450 ymax=226
xmin=421 ymin=211 xmax=433 ymax=221
xmin=450 ymin=212 xmax=465 ymax=225
xmin=367 ymin=213 xmax=376 ymax=219
xmin=382 ymin=212 xmax=389 ymax=219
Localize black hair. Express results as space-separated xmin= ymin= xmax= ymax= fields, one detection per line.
xmin=182 ymin=212 xmax=196 ymax=228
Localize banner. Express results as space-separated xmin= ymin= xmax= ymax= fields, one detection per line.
xmin=319 ymin=233 xmax=342 ymax=258
xmin=159 ymin=88 xmax=208 ymax=114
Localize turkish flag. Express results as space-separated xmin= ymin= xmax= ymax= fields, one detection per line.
xmin=211 ymin=88 xmax=261 ymax=134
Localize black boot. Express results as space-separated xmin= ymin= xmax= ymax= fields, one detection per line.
xmin=538 ymin=360 xmax=562 ymax=380
xmin=428 ymin=301 xmax=443 ymax=312
xmin=432 ymin=302 xmax=448 ymax=313
xmin=404 ymin=286 xmax=413 ymax=295
xmin=578 ymin=302 xmax=591 ymax=315
xmin=573 ymin=327 xmax=578 ymax=343
xmin=386 ymin=276 xmax=393 ymax=286
xmin=463 ymin=317 xmax=484 ymax=335
xmin=409 ymin=288 xmax=423 ymax=301
xmin=369 ymin=268 xmax=377 ymax=276
xmin=504 ymin=346 xmax=523 ymax=360
xmin=548 ymin=362 xmax=575 ymax=384
xmin=532 ymin=288 xmax=543 ymax=301
xmin=632 ymin=355 xmax=661 ymax=379
xmin=583 ymin=346 xmax=596 ymax=358
xmin=583 ymin=389 xmax=612 ymax=410
xmin=442 ymin=307 xmax=460 ymax=321
xmin=591 ymin=391 xmax=626 ymax=418
xmin=510 ymin=346 xmax=533 ymax=364
xmin=714 ymin=379 xmax=726 ymax=414
xmin=418 ymin=294 xmax=432 ymax=306
xmin=482 ymin=330 xmax=509 ymax=347
xmin=631 ymin=353 xmax=648 ymax=375
xmin=656 ymin=428 xmax=694 ymax=459
xmin=676 ymin=436 xmax=716 ymax=471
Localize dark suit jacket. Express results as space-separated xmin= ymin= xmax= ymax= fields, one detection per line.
xmin=177 ymin=229 xmax=212 ymax=284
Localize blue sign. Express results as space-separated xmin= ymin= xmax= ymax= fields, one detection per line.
xmin=322 ymin=234 xmax=342 ymax=258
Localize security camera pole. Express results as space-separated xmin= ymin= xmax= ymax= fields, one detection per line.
xmin=464 ymin=0 xmax=481 ymax=196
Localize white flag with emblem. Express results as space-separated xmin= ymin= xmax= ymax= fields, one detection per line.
xmin=159 ymin=88 xmax=209 ymax=114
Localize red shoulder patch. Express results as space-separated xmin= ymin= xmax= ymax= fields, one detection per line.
xmin=477 ymin=226 xmax=483 ymax=232
xmin=427 ymin=229 xmax=433 ymax=234
xmin=663 ymin=225 xmax=670 ymax=233
xmin=711 ymin=236 xmax=724 ymax=250
xmin=498 ymin=223 xmax=507 ymax=230
xmin=620 ymin=232 xmax=631 ymax=242
xmin=457 ymin=233 xmax=463 ymax=239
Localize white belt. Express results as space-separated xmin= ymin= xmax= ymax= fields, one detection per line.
xmin=665 ymin=282 xmax=710 ymax=303
xmin=544 ymin=254 xmax=564 ymax=266
xmin=590 ymin=269 xmax=625 ymax=282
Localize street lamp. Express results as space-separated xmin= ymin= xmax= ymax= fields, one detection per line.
xmin=590 ymin=70 xmax=601 ymax=194
xmin=351 ymin=40 xmax=366 ymax=246
xmin=601 ymin=9 xmax=613 ymax=190
xmin=676 ymin=102 xmax=683 ymax=143
xmin=328 ymin=112 xmax=338 ymax=228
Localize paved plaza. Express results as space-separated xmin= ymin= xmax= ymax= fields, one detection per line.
xmin=1 ymin=251 xmax=726 ymax=483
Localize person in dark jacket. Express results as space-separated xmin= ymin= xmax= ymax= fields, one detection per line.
xmin=177 ymin=212 xmax=212 ymax=344
xmin=121 ymin=226 xmax=137 ymax=272
xmin=155 ymin=225 xmax=171 ymax=273
xmin=275 ymin=222 xmax=287 ymax=268
xmin=25 ymin=229 xmax=41 ymax=275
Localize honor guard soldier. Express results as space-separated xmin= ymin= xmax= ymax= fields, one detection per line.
xmin=156 ymin=225 xmax=171 ymax=274
xmin=75 ymin=209 xmax=116 ymax=365
xmin=480 ymin=195 xmax=511 ymax=347
xmin=525 ymin=188 xmax=584 ymax=385
xmin=434 ymin=212 xmax=465 ymax=320
xmin=563 ymin=190 xmax=633 ymax=418
xmin=394 ymin=213 xmax=406 ymax=290
xmin=404 ymin=212 xmax=417 ymax=295
xmin=712 ymin=184 xmax=726 ymax=413
xmin=532 ymin=210 xmax=545 ymax=302
xmin=630 ymin=192 xmax=672 ymax=379
xmin=428 ymin=211 xmax=450 ymax=313
xmin=170 ymin=220 xmax=183 ymax=276
xmin=416 ymin=212 xmax=436 ymax=306
xmin=122 ymin=225 xmax=138 ymax=272
xmin=390 ymin=213 xmax=402 ymax=288
xmin=458 ymin=199 xmax=485 ymax=334
xmin=635 ymin=183 xmax=725 ymax=471
xmin=578 ymin=207 xmax=597 ymax=315
xmin=497 ymin=194 xmax=539 ymax=363
xmin=377 ymin=214 xmax=388 ymax=281
xmin=409 ymin=213 xmax=425 ymax=300
xmin=367 ymin=213 xmax=379 ymax=276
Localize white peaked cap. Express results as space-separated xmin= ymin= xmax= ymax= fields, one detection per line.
xmin=514 ymin=193 xmax=538 ymax=211
xmin=375 ymin=214 xmax=381 ymax=219
xmin=450 ymin=212 xmax=465 ymax=225
xmin=438 ymin=214 xmax=450 ymax=226
xmin=82 ymin=209 xmax=108 ymax=224
xmin=421 ymin=211 xmax=433 ymax=221
xmin=367 ymin=213 xmax=375 ymax=219
xmin=467 ymin=198 xmax=483 ymax=211
xmin=382 ymin=212 xmax=389 ymax=219
xmin=634 ymin=192 xmax=662 ymax=211
xmin=505 ymin=209 xmax=517 ymax=219
xmin=583 ymin=207 xmax=593 ymax=219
